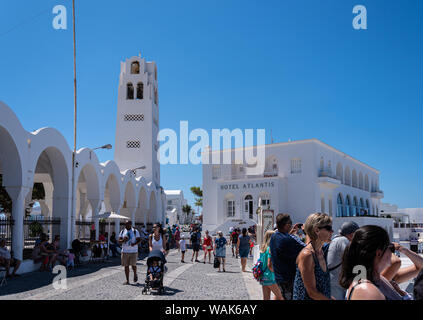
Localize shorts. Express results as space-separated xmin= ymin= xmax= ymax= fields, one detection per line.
xmin=239 ymin=248 xmax=250 ymax=258
xmin=181 ymin=250 xmax=186 ymax=254
xmin=121 ymin=252 xmax=138 ymax=266
xmin=192 ymin=244 xmax=200 ymax=252
xmin=231 ymin=243 xmax=237 ymax=249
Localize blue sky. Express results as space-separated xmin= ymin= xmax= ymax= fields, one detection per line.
xmin=0 ymin=0 xmax=422 ymax=209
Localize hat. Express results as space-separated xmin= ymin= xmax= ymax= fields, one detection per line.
xmin=340 ymin=221 xmax=360 ymax=236
xmin=414 ymin=269 xmax=423 ymax=300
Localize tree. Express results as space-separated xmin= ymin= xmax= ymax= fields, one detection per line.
xmin=182 ymin=204 xmax=192 ymax=225
xmin=190 ymin=186 xmax=203 ymax=217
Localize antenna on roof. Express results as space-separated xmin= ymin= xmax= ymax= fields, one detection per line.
xmin=271 ymin=129 xmax=274 ymax=144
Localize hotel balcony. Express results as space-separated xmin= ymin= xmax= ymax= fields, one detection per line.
xmin=317 ymin=170 xmax=341 ymax=189
xmin=371 ymin=190 xmax=384 ymax=199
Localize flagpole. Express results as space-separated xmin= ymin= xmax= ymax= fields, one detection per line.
xmin=70 ymin=0 xmax=77 ymax=245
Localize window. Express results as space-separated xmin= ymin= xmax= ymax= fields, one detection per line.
xmin=337 ymin=194 xmax=344 ymax=217
xmin=136 ymin=82 xmax=143 ymax=99
xmin=212 ymin=165 xmax=221 ymax=180
xmin=227 ymin=200 xmax=235 ymax=217
xmin=124 ymin=114 xmax=144 ymax=121
xmin=291 ymin=158 xmax=302 ymax=174
xmin=131 ymin=61 xmax=140 ymax=74
xmin=126 ymin=141 xmax=140 ymax=148
xmin=127 ymin=83 xmax=134 ymax=99
xmin=261 ymin=199 xmax=270 ymax=206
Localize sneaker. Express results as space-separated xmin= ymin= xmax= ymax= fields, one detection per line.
xmin=181 ymin=260 xmax=185 ymax=263
xmin=195 ymin=259 xmax=200 ymax=263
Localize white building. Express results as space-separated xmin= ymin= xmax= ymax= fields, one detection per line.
xmin=164 ymin=190 xmax=188 ymax=225
xmin=0 ymin=54 xmax=165 ymax=273
xmin=202 ymin=139 xmax=393 ymax=238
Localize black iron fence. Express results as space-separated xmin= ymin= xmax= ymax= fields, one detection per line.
xmin=23 ymin=218 xmax=61 ymax=248
xmin=0 ymin=218 xmax=14 ymax=247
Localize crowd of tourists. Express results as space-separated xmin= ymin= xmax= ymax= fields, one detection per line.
xmin=254 ymin=212 xmax=423 ymax=300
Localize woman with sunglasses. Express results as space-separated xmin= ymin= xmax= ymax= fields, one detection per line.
xmin=293 ymin=213 xmax=333 ymax=300
xmin=340 ymin=225 xmax=423 ymax=300
xmin=149 ymin=223 xmax=167 ymax=255
xmin=293 ymin=213 xmax=334 ymax=300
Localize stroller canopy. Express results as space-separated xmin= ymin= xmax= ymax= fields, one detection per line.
xmin=147 ymin=250 xmax=166 ymax=265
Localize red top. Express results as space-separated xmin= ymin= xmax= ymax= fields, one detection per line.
xmin=203 ymin=236 xmax=212 ymax=247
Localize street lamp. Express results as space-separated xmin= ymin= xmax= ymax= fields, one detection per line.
xmin=92 ymin=144 xmax=112 ymax=151
xmin=130 ymin=166 xmax=146 ymax=175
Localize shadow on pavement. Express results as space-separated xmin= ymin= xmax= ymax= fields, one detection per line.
xmin=0 ymin=253 xmax=149 ymax=297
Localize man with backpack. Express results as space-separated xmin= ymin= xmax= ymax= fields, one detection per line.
xmin=118 ymin=220 xmax=141 ymax=285
xmin=190 ymin=227 xmax=202 ymax=262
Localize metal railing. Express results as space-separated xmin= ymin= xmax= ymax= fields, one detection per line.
xmin=23 ymin=218 xmax=61 ymax=248
xmin=0 ymin=218 xmax=14 ymax=247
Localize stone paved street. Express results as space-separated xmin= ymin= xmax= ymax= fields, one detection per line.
xmin=0 ymin=247 xmax=260 ymax=300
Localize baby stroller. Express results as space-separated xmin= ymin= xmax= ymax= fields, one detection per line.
xmin=142 ymin=250 xmax=166 ymax=295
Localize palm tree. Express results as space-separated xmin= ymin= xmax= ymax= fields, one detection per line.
xmin=182 ymin=204 xmax=192 ymax=225
xmin=190 ymin=186 xmax=203 ymax=217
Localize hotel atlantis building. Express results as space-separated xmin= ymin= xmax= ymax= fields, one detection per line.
xmin=202 ymin=139 xmax=393 ymax=237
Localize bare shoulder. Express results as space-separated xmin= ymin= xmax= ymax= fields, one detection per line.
xmin=297 ymin=248 xmax=314 ymax=264
xmin=350 ymin=282 xmax=385 ymax=300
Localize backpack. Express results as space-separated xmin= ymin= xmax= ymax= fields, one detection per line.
xmin=252 ymin=258 xmax=265 ymax=284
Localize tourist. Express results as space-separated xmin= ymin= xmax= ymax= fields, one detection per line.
xmin=259 ymin=231 xmax=283 ymax=300
xmin=190 ymin=227 xmax=202 ymax=262
xmin=174 ymin=227 xmax=181 ymax=250
xmin=51 ymin=235 xmax=67 ymax=266
xmin=202 ymin=230 xmax=213 ymax=264
xmin=293 ymin=213 xmax=333 ymax=300
xmin=230 ymin=228 xmax=240 ymax=258
xmin=180 ymin=236 xmax=186 ymax=263
xmin=39 ymin=233 xmax=55 ymax=271
xmin=149 ymin=223 xmax=167 ymax=254
xmin=269 ymin=213 xmax=306 ymax=300
xmin=0 ymin=238 xmax=21 ymax=278
xmin=118 ymin=220 xmax=141 ymax=285
xmin=237 ymin=228 xmax=251 ymax=272
xmin=340 ymin=225 xmax=423 ymax=300
xmin=414 ymin=269 xmax=423 ymax=300
xmin=327 ymin=221 xmax=360 ymax=300
xmin=109 ymin=232 xmax=119 ymax=258
xmin=164 ymin=228 xmax=171 ymax=255
xmin=214 ymin=231 xmax=227 ymax=272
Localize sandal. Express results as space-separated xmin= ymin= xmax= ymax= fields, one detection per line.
xmin=123 ymin=281 xmax=130 ymax=285
xmin=134 ymin=275 xmax=138 ymax=283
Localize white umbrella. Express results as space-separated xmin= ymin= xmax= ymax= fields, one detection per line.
xmin=92 ymin=212 xmax=130 ymax=258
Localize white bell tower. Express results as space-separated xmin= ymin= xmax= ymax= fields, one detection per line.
xmin=114 ymin=54 xmax=160 ymax=187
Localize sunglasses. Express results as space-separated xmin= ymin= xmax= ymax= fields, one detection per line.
xmin=319 ymin=225 xmax=333 ymax=232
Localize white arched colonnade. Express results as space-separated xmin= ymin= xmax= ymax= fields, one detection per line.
xmin=0 ymin=101 xmax=165 ymax=260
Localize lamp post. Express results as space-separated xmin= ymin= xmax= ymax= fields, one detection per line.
xmin=92 ymin=144 xmax=112 ymax=151
xmin=130 ymin=165 xmax=146 ymax=175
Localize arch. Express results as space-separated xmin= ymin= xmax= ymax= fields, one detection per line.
xmin=344 ymin=166 xmax=351 ymax=186
xmin=121 ymin=181 xmax=136 ymax=219
xmin=345 ymin=195 xmax=352 ymax=217
xmin=147 ymin=191 xmax=157 ymax=223
xmin=336 ymin=163 xmax=343 ymax=182
xmin=358 ymin=172 xmax=364 ymax=189
xmin=353 ymin=196 xmax=358 ymax=216
xmin=33 ymin=146 xmax=70 ymax=248
xmin=101 ymin=161 xmax=122 ymax=212
xmin=0 ymin=125 xmax=24 ymax=207
xmin=352 ymin=169 xmax=358 ymax=188
xmin=336 ymin=193 xmax=344 ymax=217
xmin=366 ymin=199 xmax=371 ymax=215
xmin=364 ymin=174 xmax=369 ymax=191
xmin=131 ymin=61 xmax=140 ymax=74
xmin=136 ymin=82 xmax=144 ymax=99
xmin=135 ymin=186 xmax=148 ymax=224
xmin=127 ymin=82 xmax=134 ymax=100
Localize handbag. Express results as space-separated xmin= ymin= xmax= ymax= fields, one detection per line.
xmin=213 ymin=256 xmax=220 ymax=268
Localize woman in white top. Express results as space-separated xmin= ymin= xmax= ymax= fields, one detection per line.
xmin=149 ymin=223 xmax=167 ymax=255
